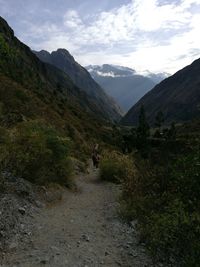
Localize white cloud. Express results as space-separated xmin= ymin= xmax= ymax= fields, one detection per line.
xmin=64 ymin=10 xmax=83 ymax=28
xmin=132 ymin=0 xmax=191 ymax=31
xmin=16 ymin=0 xmax=200 ymax=74
xmin=59 ymin=0 xmax=198 ymax=45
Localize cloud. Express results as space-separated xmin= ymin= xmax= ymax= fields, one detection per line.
xmin=58 ymin=0 xmax=199 ymax=46
xmin=60 ymin=0 xmax=200 ymax=73
xmin=64 ymin=10 xmax=83 ymax=28
xmin=2 ymin=0 xmax=200 ymax=73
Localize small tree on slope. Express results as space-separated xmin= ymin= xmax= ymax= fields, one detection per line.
xmin=136 ymin=105 xmax=150 ymax=157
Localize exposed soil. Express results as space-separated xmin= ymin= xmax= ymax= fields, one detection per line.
xmin=1 ymin=167 xmax=153 ymax=267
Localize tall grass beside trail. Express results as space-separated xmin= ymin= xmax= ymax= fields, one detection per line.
xmin=99 ymin=151 xmax=135 ymax=183
xmin=120 ymin=148 xmax=200 ymax=266
xmin=0 ymin=120 xmax=74 ymax=187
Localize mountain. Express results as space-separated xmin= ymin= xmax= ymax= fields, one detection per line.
xmin=0 ymin=16 xmax=117 ymax=153
xmin=122 ymin=59 xmax=200 ymax=125
xmin=34 ymin=50 xmax=122 ymax=121
xmin=137 ymin=70 xmax=170 ymax=84
xmin=86 ymin=64 xmax=157 ymax=112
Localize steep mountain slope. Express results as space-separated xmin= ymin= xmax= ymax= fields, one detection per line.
xmin=0 ymin=16 xmax=114 ymax=154
xmin=86 ymin=64 xmax=156 ymax=112
xmin=122 ymin=59 xmax=200 ymax=125
xmin=34 ymin=50 xmax=122 ymax=121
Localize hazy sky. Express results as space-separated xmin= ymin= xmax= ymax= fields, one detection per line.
xmin=1 ymin=0 xmax=200 ymax=74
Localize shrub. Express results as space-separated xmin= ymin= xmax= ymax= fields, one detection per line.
xmin=2 ymin=121 xmax=74 ymax=187
xmin=100 ymin=151 xmax=134 ymax=183
xmin=121 ymin=148 xmax=200 ymax=266
xmin=145 ymin=199 xmax=200 ymax=265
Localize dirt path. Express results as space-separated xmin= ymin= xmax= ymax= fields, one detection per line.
xmin=1 ymin=168 xmax=153 ymax=267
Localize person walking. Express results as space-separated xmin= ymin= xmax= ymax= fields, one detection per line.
xmin=92 ymin=144 xmax=100 ymax=168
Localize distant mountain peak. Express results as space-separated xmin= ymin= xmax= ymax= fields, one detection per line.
xmin=86 ymin=64 xmax=157 ymax=112
xmin=86 ymin=64 xmax=136 ymax=78
xmin=86 ymin=64 xmax=170 ymax=83
xmin=38 ymin=49 xmax=50 ymax=55
xmin=54 ymin=48 xmax=75 ymax=60
xmin=137 ymin=70 xmax=171 ymax=83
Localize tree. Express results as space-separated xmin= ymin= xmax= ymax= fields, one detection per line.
xmin=155 ymin=111 xmax=164 ymax=129
xmin=167 ymin=122 xmax=176 ymax=140
xmin=136 ymin=105 xmax=150 ymax=157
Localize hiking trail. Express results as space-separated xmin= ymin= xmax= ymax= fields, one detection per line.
xmin=2 ymin=165 xmax=153 ymax=267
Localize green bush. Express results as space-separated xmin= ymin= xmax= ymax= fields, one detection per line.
xmin=121 ymin=148 xmax=200 ymax=266
xmin=2 ymin=121 xmax=74 ymax=187
xmin=100 ymin=151 xmax=134 ymax=183
xmin=145 ymin=199 xmax=200 ymax=265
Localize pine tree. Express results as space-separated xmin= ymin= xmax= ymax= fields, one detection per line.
xmin=136 ymin=105 xmax=150 ymax=157
xmin=155 ymin=111 xmax=164 ymax=129
xmin=168 ymin=122 xmax=176 ymax=140
xmin=154 ymin=111 xmax=164 ymax=137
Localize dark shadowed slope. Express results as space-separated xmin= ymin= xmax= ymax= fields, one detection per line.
xmin=34 ymin=50 xmax=122 ymax=121
xmin=0 ymin=16 xmax=116 ymax=152
xmin=122 ymin=59 xmax=200 ymax=125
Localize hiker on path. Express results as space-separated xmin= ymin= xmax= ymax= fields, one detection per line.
xmin=92 ymin=144 xmax=100 ymax=168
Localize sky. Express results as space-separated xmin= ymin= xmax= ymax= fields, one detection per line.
xmin=0 ymin=0 xmax=200 ymax=74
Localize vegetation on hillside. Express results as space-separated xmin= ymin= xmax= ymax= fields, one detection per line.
xmin=0 ymin=121 xmax=74 ymax=186
xmin=122 ymin=57 xmax=200 ymax=125
xmin=1 ymin=15 xmax=200 ymax=266
xmin=0 ymin=20 xmax=115 ymax=187
xmin=115 ymin=110 xmax=200 ymax=267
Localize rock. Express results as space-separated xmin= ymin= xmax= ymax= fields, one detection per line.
xmin=9 ymin=242 xmax=18 ymax=250
xmin=0 ymin=230 xmax=5 ymax=237
xmin=115 ymin=261 xmax=122 ymax=266
xmin=51 ymin=246 xmax=60 ymax=253
xmin=40 ymin=259 xmax=48 ymax=264
xmin=35 ymin=200 xmax=44 ymax=208
xmin=130 ymin=220 xmax=138 ymax=229
xmin=81 ymin=234 xmax=90 ymax=242
xmin=24 ymin=231 xmax=32 ymax=236
xmin=105 ymin=251 xmax=110 ymax=256
xmin=129 ymin=251 xmax=138 ymax=257
xmin=18 ymin=207 xmax=26 ymax=215
xmin=20 ymin=224 xmax=25 ymax=230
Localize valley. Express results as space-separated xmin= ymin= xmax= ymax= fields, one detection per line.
xmin=0 ymin=12 xmax=200 ymax=267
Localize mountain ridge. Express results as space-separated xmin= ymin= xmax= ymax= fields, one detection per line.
xmin=0 ymin=16 xmax=117 ymax=154
xmin=86 ymin=64 xmax=158 ymax=112
xmin=121 ymin=58 xmax=200 ymax=125
xmin=34 ymin=50 xmax=122 ymax=120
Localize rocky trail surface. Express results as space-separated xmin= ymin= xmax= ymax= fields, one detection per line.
xmin=1 ymin=167 xmax=153 ymax=267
